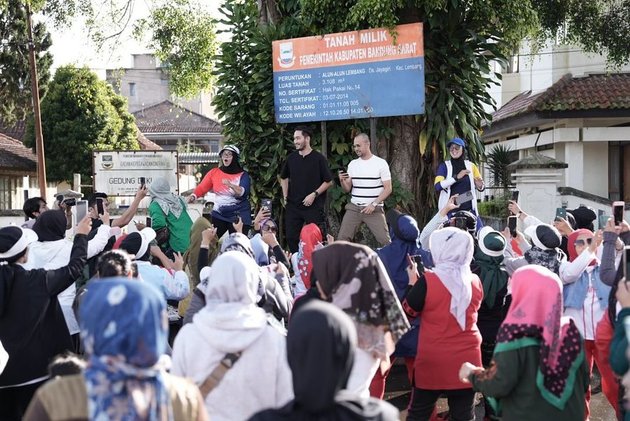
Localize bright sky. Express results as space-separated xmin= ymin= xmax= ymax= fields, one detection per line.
xmin=47 ymin=1 xmax=226 ymax=78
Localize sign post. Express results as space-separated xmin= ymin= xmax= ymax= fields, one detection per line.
xmin=272 ymin=23 xmax=424 ymax=123
xmin=93 ymin=151 xmax=179 ymax=196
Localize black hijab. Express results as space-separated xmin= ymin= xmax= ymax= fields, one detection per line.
xmin=249 ymin=301 xmax=399 ymax=421
xmin=220 ymin=152 xmax=243 ymax=175
xmin=33 ymin=209 xmax=67 ymax=242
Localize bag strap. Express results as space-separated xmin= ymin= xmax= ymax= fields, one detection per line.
xmin=198 ymin=352 xmax=242 ymax=398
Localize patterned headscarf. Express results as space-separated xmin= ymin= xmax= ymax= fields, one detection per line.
xmin=148 ymin=177 xmax=184 ymax=218
xmin=80 ymin=278 xmax=172 ymax=420
xmin=312 ymin=241 xmax=410 ymax=359
xmin=492 ymin=265 xmax=583 ymax=410
xmin=220 ymin=232 xmax=255 ymax=259
xmin=297 ymin=223 xmax=323 ymax=289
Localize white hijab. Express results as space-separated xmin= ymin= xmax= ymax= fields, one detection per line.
xmin=429 ymin=227 xmax=475 ymax=330
xmin=193 ymin=251 xmax=268 ymax=354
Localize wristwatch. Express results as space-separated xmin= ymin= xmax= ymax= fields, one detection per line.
xmin=372 ymin=201 xmax=379 ymax=207
xmin=313 ymin=191 xmax=319 ymax=197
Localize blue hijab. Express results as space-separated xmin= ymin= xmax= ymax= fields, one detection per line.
xmin=377 ymin=210 xmax=426 ymax=298
xmin=80 ymin=278 xmax=172 ymax=420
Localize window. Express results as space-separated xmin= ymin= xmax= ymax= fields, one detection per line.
xmin=129 ymin=82 xmax=136 ymax=97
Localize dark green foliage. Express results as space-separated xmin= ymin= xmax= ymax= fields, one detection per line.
xmin=23 ymin=65 xmax=139 ymax=182
xmin=0 ymin=0 xmax=52 ymax=124
xmin=486 ymin=144 xmax=514 ymax=189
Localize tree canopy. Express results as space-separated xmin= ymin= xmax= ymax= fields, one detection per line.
xmin=24 ymin=65 xmax=139 ymax=182
xmin=211 ymin=0 xmax=630 ymax=224
xmin=0 ymin=0 xmax=52 ymax=124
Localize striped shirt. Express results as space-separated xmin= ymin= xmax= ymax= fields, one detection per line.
xmin=348 ymin=155 xmax=391 ymax=206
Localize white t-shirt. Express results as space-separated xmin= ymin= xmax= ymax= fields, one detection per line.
xmin=348 ymin=155 xmax=391 ymax=206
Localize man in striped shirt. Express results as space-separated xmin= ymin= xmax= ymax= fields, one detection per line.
xmin=337 ymin=133 xmax=392 ymax=246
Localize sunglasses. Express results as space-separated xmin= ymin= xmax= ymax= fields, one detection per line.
xmin=574 ymin=238 xmax=593 ymax=247
xmin=262 ymin=225 xmax=277 ymax=233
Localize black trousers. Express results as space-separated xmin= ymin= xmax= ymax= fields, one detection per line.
xmin=407 ymin=387 xmax=476 ymax=421
xmin=0 ymin=380 xmax=46 ymax=421
xmin=212 ymin=218 xmax=251 ymax=240
xmin=284 ymin=203 xmax=326 ymax=253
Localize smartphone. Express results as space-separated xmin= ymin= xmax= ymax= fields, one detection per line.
xmin=454 ymin=190 xmax=474 ymax=206
xmin=511 ymin=190 xmax=519 ymax=202
xmin=508 ymin=215 xmax=518 ymax=238
xmin=139 ymin=177 xmax=146 ymax=189
xmin=599 ymin=214 xmax=610 ymax=230
xmin=261 ymin=198 xmax=272 ymax=214
xmin=96 ymin=198 xmax=105 ymax=216
xmin=75 ymin=200 xmax=88 ymax=222
xmin=145 ymin=216 xmax=152 ymax=228
xmin=555 ymin=207 xmax=567 ymax=220
xmin=410 ymin=254 xmax=425 ymax=274
xmin=613 ymin=201 xmax=625 ymax=226
xmin=623 ymin=246 xmax=630 ymax=281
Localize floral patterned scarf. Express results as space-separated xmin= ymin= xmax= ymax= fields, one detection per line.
xmin=312 ymin=241 xmax=410 ymax=359
xmin=493 ymin=265 xmax=583 ymax=410
xmin=80 ymin=279 xmax=172 ymax=420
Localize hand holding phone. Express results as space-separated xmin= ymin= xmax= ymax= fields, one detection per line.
xmin=139 ymin=177 xmax=146 ymax=189
xmin=261 ymin=198 xmax=272 ymax=214
xmin=511 ymin=190 xmax=519 ymax=202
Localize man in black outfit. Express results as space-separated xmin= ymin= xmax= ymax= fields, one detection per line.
xmin=281 ymin=126 xmax=333 ymax=253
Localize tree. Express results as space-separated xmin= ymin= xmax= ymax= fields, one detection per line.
xmin=134 ymin=0 xmax=218 ymax=98
xmin=212 ymin=0 xmax=630 ymax=225
xmin=24 ymin=65 xmax=139 ymax=182
xmin=0 ymin=0 xmax=53 ymax=124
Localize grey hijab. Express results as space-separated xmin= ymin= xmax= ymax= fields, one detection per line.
xmin=148 ymin=177 xmax=184 ymax=218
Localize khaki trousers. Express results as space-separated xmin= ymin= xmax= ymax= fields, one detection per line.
xmin=337 ymin=203 xmax=391 ymax=246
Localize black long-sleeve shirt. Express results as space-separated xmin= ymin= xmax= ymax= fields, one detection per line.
xmin=0 ymin=234 xmax=88 ymax=386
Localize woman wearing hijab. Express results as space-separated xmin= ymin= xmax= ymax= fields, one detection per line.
xmin=460 ymin=265 xmax=589 ymax=421
xmin=24 ymin=279 xmax=207 ymax=421
xmin=293 ymin=223 xmax=323 ymax=295
xmin=0 ymin=219 xmax=90 ymax=420
xmin=251 ymin=217 xmax=291 ymax=268
xmin=118 ymin=228 xmax=190 ymax=301
xmin=148 ymin=177 xmax=193 ymax=255
xmin=24 ymin=209 xmax=112 ymax=349
xmin=563 ymin=228 xmax=619 ymax=416
xmin=471 ymin=226 xmax=509 ymax=420
xmin=250 ymin=300 xmax=399 ymax=421
xmin=172 ymin=251 xmax=293 ymax=420
xmin=311 ymin=241 xmax=410 ymax=399
xmin=403 ymin=227 xmax=482 ymax=421
xmin=369 ymin=209 xmax=427 ymax=399
xmin=434 ymin=137 xmax=484 ymax=217
xmin=188 ymin=145 xmax=253 ymax=237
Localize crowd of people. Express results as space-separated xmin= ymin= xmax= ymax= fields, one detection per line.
xmin=1 ymin=126 xmax=630 ymax=421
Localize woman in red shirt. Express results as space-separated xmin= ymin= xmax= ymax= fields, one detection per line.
xmin=403 ymin=227 xmax=482 ymax=421
xmin=188 ymin=145 xmax=252 ymax=237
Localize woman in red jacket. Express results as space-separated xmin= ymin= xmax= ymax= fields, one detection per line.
xmin=403 ymin=227 xmax=483 ymax=421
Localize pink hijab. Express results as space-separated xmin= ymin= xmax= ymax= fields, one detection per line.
xmin=495 ymin=265 xmax=583 ymax=409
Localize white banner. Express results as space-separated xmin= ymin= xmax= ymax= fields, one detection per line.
xmin=93 ymin=151 xmax=179 ymax=196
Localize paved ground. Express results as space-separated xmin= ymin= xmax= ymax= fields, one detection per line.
xmin=384 ymin=363 xmax=617 ymax=420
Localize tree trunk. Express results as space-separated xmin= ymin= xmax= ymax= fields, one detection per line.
xmin=382 ymin=115 xmax=437 ymax=225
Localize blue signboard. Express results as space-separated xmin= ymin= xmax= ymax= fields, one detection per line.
xmin=272 ymin=23 xmax=425 ymax=123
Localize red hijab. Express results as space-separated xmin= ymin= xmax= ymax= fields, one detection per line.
xmin=567 ymin=228 xmax=596 ymax=265
xmin=297 ymin=223 xmax=323 ymax=289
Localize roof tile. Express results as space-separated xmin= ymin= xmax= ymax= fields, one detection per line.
xmin=133 ymin=100 xmax=222 ymax=134
xmin=491 ymin=73 xmax=630 ymax=124
xmin=0 ymin=133 xmax=37 ymax=171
